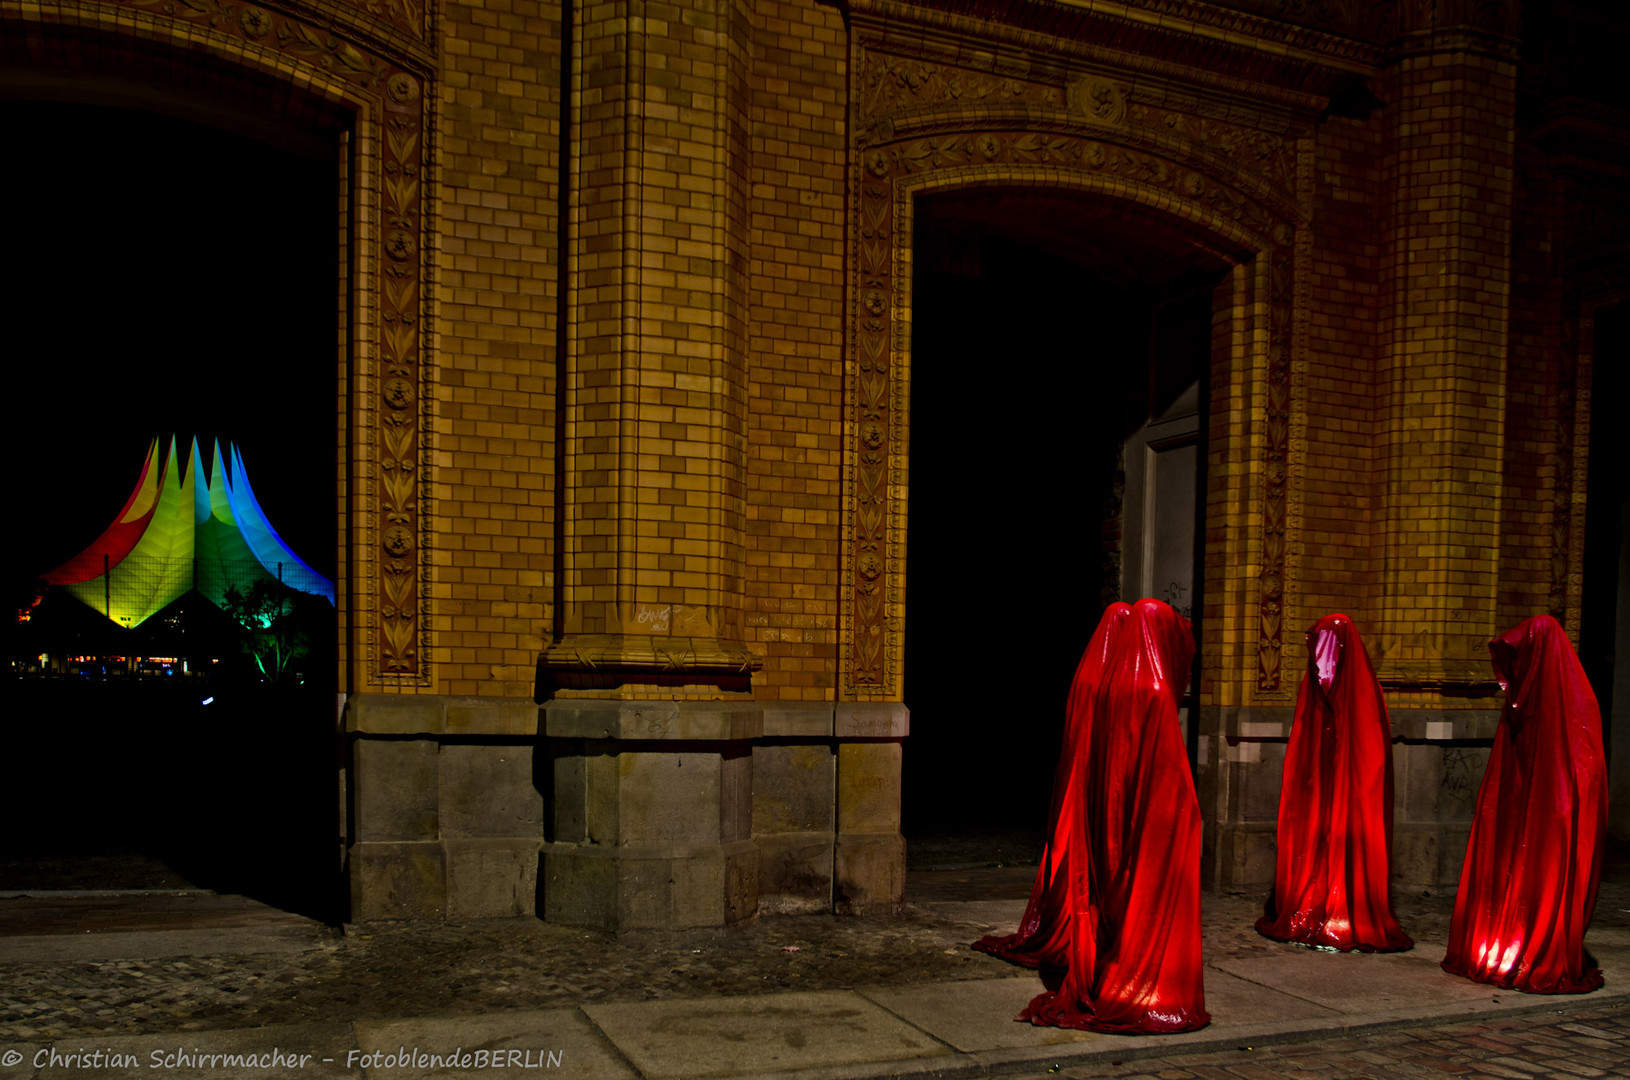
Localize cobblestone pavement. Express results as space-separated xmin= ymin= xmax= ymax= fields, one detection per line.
xmin=1008 ymin=999 xmax=1630 ymax=1079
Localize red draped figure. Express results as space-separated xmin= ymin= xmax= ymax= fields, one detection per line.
xmin=981 ymin=598 xmax=1208 ymax=1034
xmin=1442 ymin=615 xmax=1608 ymax=994
xmin=1257 ymin=614 xmax=1412 ymax=952
xmin=974 ymin=602 xmax=1132 ymax=970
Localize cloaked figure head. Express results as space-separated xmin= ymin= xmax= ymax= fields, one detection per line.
xmin=1120 ymin=598 xmax=1195 ymax=699
xmin=1488 ymin=614 xmax=1600 ymax=726
xmin=1304 ymin=613 xmax=1379 ymax=699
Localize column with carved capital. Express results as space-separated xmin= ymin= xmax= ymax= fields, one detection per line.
xmin=538 ymin=0 xmax=762 ymax=928
xmin=1372 ymin=1 xmax=1518 ymax=885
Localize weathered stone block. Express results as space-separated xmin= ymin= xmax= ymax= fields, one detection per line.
xmin=353 ymin=738 xmax=438 ymax=842
xmin=348 ymin=695 xmax=444 ymax=735
xmin=835 ymin=831 xmax=904 ymax=914
xmin=613 ymin=750 xmax=724 ymax=846
xmin=1237 ymin=743 xmax=1287 ymax=823
xmin=721 ymin=749 xmax=752 ymax=844
xmin=757 ymin=831 xmax=833 ymax=914
xmin=1207 ymin=823 xmax=1276 ymax=894
xmin=835 ymin=703 xmax=909 ymax=739
xmin=1393 ymin=823 xmax=1472 ymax=889
xmin=762 ymin=704 xmax=834 ymax=738
xmin=540 ymin=840 xmax=759 ymax=930
xmin=836 ymin=742 xmax=901 ymax=834
xmin=445 ymin=839 xmax=540 ymax=919
xmin=753 ymin=743 xmax=834 ymax=834
xmin=349 ymin=840 xmax=444 ymax=920
xmin=1394 ymin=741 xmax=1488 ymax=825
xmin=543 ymin=700 xmax=763 ymax=741
xmin=445 ymin=697 xmax=540 ymax=737
xmin=540 ymin=843 xmax=618 ymax=931
xmin=548 ymin=739 xmax=587 ymax=843
xmin=584 ymin=743 xmax=620 ymax=845
xmin=439 ymin=743 xmax=543 ymax=839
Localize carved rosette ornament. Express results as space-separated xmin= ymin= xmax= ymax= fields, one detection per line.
xmin=80 ymin=0 xmax=434 ymax=680
xmin=843 ymin=35 xmax=1305 ymax=699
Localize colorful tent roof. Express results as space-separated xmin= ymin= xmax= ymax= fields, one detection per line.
xmin=42 ymin=436 xmax=334 ymax=627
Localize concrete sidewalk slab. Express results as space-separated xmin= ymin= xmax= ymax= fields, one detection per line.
xmin=1214 ymin=945 xmax=1613 ymax=1017
xmin=354 ymin=1010 xmax=638 ymax=1079
xmin=581 ymin=990 xmax=954 ymax=1079
xmin=0 ymin=925 xmax=330 ymax=963
xmin=858 ymin=976 xmax=1101 ymax=1052
xmin=1199 ymin=963 xmax=1345 ymax=1027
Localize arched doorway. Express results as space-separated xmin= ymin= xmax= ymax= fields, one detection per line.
xmin=1585 ymin=301 xmax=1630 ymax=838
xmin=3 ymin=78 xmax=350 ymax=918
xmin=902 ymin=188 xmax=1230 ymax=848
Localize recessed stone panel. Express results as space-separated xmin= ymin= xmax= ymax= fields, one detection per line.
xmin=350 ymin=840 xmax=445 ymax=921
xmin=353 ymin=738 xmax=439 ymax=842
xmin=753 ymin=743 xmax=835 ymax=834
xmin=439 ymin=743 xmax=543 ymax=839
xmin=445 ymin=838 xmax=541 ymax=919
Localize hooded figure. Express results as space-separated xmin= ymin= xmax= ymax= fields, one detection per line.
xmin=974 ymin=602 xmax=1133 ymax=970
xmin=1256 ymin=614 xmax=1412 ymax=952
xmin=1012 ymin=598 xmax=1209 ymax=1034
xmin=1442 ymin=614 xmax=1607 ymax=994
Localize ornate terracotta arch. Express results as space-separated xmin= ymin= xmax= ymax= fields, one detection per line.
xmin=839 ymin=26 xmax=1311 ymax=702
xmin=1 ymin=0 xmax=434 ymax=685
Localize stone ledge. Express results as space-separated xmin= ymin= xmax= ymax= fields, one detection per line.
xmin=1390 ymin=708 xmax=1500 ymax=741
xmin=1197 ymin=705 xmax=1295 ymax=738
xmin=347 ymin=694 xmax=539 ymax=736
xmin=835 ymin=702 xmax=909 ymax=738
xmin=543 ymin=700 xmax=764 ymax=741
xmin=762 ymin=704 xmax=836 ymax=738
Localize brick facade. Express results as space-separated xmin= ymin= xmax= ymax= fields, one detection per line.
xmin=5 ymin=0 xmax=1627 ymax=924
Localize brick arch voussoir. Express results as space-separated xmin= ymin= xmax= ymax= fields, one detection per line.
xmin=1 ymin=1 xmax=433 ymax=684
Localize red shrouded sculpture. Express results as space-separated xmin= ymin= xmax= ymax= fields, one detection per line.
xmin=1441 ymin=614 xmax=1607 ymax=994
xmin=977 ymin=598 xmax=1209 ymax=1034
xmin=1256 ymin=613 xmax=1413 ymax=952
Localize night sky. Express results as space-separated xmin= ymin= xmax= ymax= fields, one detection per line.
xmin=4 ymin=100 xmax=338 ymax=587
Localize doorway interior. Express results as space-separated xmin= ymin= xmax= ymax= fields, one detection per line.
xmin=901 ymin=188 xmax=1229 ymax=864
xmin=2 ymin=100 xmax=344 ymax=920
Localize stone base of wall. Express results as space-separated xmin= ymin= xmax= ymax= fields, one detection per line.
xmin=343 ymin=694 xmax=899 ymax=927
xmin=1197 ymin=705 xmax=1497 ymax=894
xmin=540 ymin=839 xmax=758 ymax=930
xmin=346 ymin=695 xmax=544 ymax=921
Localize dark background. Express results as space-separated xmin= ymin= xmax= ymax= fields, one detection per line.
xmin=3 ymin=99 xmax=338 ymax=586
xmin=2 ymin=100 xmax=343 ymax=919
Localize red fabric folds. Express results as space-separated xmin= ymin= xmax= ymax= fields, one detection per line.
xmin=1256 ymin=614 xmax=1412 ymax=953
xmin=981 ymin=598 xmax=1208 ymax=1034
xmin=1442 ymin=615 xmax=1608 ymax=994
xmin=973 ymin=602 xmax=1132 ymax=970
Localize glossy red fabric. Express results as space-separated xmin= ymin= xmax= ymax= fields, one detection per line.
xmin=1014 ymin=598 xmax=1209 ymax=1034
xmin=1442 ymin=615 xmax=1608 ymax=994
xmin=973 ymin=602 xmax=1132 ymax=970
xmin=1256 ymin=614 xmax=1412 ymax=952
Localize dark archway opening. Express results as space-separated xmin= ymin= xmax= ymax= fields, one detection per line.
xmin=902 ymin=189 xmax=1227 ymax=866
xmin=2 ymin=100 xmax=344 ymax=921
xmin=1585 ymin=301 xmax=1630 ymax=838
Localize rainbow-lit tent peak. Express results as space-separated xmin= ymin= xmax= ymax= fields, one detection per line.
xmin=43 ymin=436 xmax=334 ymax=627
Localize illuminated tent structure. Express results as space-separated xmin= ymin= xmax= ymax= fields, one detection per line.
xmin=41 ymin=436 xmax=334 ymax=627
